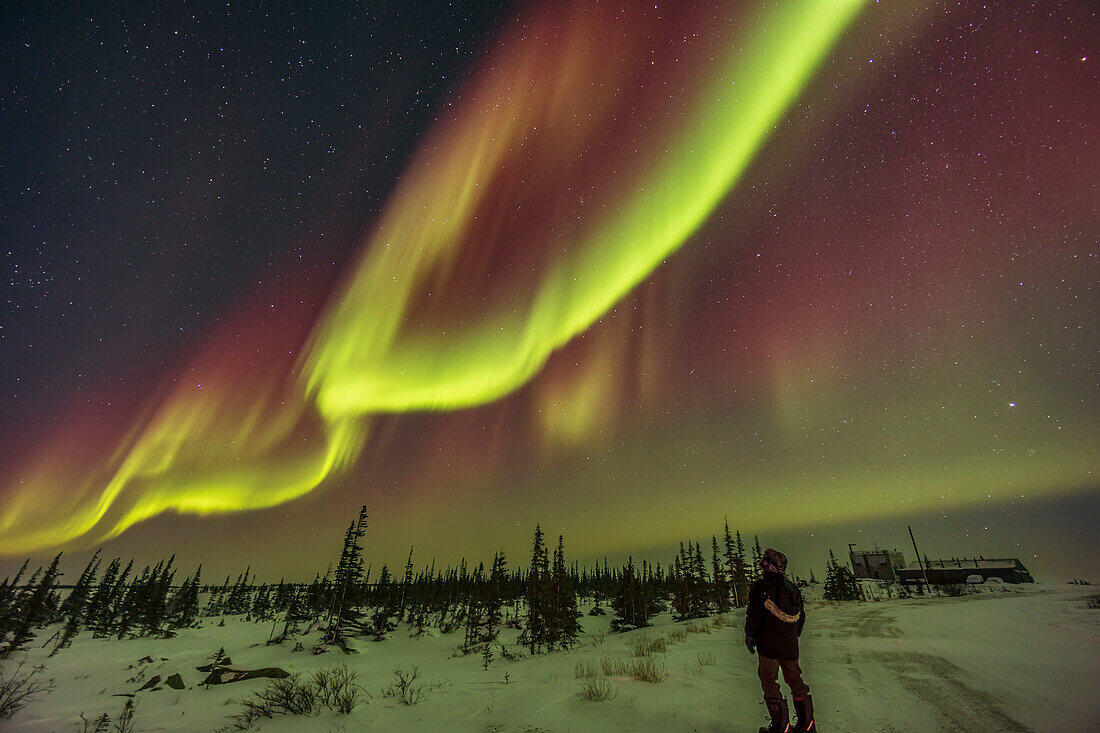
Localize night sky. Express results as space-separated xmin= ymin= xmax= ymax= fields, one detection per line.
xmin=2 ymin=1 xmax=1096 ymax=584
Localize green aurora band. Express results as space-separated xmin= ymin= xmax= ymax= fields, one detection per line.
xmin=0 ymin=0 xmax=867 ymax=554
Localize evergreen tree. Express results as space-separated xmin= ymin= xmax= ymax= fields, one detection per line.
xmin=750 ymin=536 xmax=764 ymax=583
xmin=0 ymin=559 xmax=29 ymax=643
xmin=54 ymin=551 xmax=101 ymax=653
xmin=2 ymin=552 xmax=62 ymax=657
xmin=711 ymin=535 xmax=730 ymax=614
xmin=105 ymin=560 xmax=134 ymax=632
xmin=250 ymin=584 xmax=273 ymax=621
xmin=115 ymin=564 xmax=153 ymax=638
xmin=171 ymin=565 xmax=202 ymax=630
xmin=398 ymin=546 xmax=415 ymax=624
xmin=550 ymin=536 xmax=579 ymax=649
xmin=611 ymin=556 xmax=650 ymax=631
xmin=722 ymin=520 xmax=740 ymax=607
xmin=519 ymin=524 xmax=550 ymax=654
xmin=141 ymin=555 xmax=175 ymax=635
xmin=480 ymin=551 xmax=508 ymax=668
xmin=59 ymin=551 xmax=100 ymax=619
xmin=733 ymin=531 xmax=750 ymax=606
xmin=670 ymin=552 xmax=689 ymax=621
xmin=692 ymin=541 xmax=709 ymax=617
xmin=369 ymin=565 xmax=397 ymax=639
xmin=823 ymin=549 xmax=861 ymax=601
xmin=327 ymin=506 xmax=367 ymax=646
xmin=463 ymin=563 xmax=485 ymax=654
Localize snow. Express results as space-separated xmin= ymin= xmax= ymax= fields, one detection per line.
xmin=4 ymin=585 xmax=1096 ymax=731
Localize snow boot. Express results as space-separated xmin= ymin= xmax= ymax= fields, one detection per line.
xmin=793 ymin=695 xmax=815 ymax=731
xmin=759 ymin=696 xmax=790 ymax=733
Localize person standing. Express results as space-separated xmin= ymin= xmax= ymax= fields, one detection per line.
xmin=745 ymin=548 xmax=814 ymax=732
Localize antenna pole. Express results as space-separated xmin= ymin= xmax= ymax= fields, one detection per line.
xmin=908 ymin=525 xmax=931 ymax=588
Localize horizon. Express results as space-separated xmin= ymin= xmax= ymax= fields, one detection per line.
xmin=3 ymin=487 xmax=1095 ymax=586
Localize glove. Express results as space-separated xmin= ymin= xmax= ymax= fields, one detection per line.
xmin=745 ymin=635 xmax=755 ymax=654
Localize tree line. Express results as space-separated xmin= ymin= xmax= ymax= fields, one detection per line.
xmin=0 ymin=507 xmax=857 ymax=661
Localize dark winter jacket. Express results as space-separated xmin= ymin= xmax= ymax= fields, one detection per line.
xmin=745 ymin=571 xmax=805 ymax=660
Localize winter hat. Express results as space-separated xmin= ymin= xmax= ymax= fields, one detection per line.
xmin=760 ymin=548 xmax=788 ymax=574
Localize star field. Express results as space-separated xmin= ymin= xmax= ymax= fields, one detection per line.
xmin=0 ymin=1 xmax=1095 ymax=582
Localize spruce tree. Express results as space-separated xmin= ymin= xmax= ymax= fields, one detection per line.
xmin=171 ymin=565 xmax=202 ymax=630
xmin=0 ymin=559 xmax=29 ymax=643
xmin=59 ymin=550 xmax=100 ymax=620
xmin=692 ymin=541 xmax=709 ymax=617
xmin=671 ymin=553 xmax=689 ymax=621
xmin=370 ymin=565 xmax=397 ymax=639
xmin=398 ymin=546 xmax=414 ymax=625
xmin=519 ymin=524 xmax=550 ymax=654
xmin=2 ymin=552 xmax=62 ymax=657
xmin=823 ymin=549 xmax=860 ymax=601
xmin=480 ymin=550 xmax=507 ymax=667
xmin=53 ymin=551 xmax=101 ymax=653
xmin=711 ymin=535 xmax=730 ymax=614
xmin=327 ymin=506 xmax=367 ymax=646
xmin=733 ymin=531 xmax=749 ymax=606
xmin=750 ymin=536 xmax=764 ymax=583
xmin=115 ymin=564 xmax=153 ymax=638
xmin=610 ymin=556 xmax=647 ymax=631
xmin=551 ymin=536 xmax=579 ymax=649
xmin=722 ymin=520 xmax=740 ymax=607
xmin=142 ymin=556 xmax=175 ymax=635
xmin=83 ymin=557 xmax=119 ymax=635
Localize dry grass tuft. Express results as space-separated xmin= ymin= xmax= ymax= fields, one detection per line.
xmin=574 ymin=660 xmax=599 ymax=679
xmin=628 ymin=635 xmax=667 ymax=657
xmin=628 ymin=657 xmax=668 ymax=683
xmin=579 ymin=677 xmax=617 ymax=702
xmin=682 ymin=661 xmax=704 ymax=677
xmin=600 ymin=656 xmax=629 ymax=676
xmin=697 ymin=651 xmax=716 ymax=666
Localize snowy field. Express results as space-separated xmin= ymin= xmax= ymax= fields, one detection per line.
xmin=4 ymin=585 xmax=1096 ymax=732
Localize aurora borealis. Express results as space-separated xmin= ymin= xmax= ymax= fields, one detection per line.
xmin=2 ymin=1 xmax=1096 ymax=581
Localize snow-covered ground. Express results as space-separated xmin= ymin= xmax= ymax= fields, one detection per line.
xmin=4 ymin=585 xmax=1097 ymax=732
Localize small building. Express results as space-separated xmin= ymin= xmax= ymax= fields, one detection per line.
xmin=897 ymin=557 xmax=1034 ymax=585
xmin=848 ymin=547 xmax=907 ymax=581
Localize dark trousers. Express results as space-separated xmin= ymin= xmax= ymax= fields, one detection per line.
xmin=757 ymin=655 xmax=809 ymax=699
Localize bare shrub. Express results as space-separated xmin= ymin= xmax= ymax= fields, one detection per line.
xmin=78 ymin=712 xmax=111 ymax=733
xmin=229 ymin=675 xmax=316 ymax=729
xmin=697 ymin=651 xmax=716 ymax=666
xmin=312 ymin=665 xmax=366 ymax=714
xmin=228 ymin=664 xmax=363 ymax=729
xmin=78 ymin=698 xmax=137 ymax=733
xmin=579 ymin=677 xmax=617 ymax=702
xmin=574 ymin=660 xmax=599 ymax=679
xmin=628 ymin=658 xmax=668 ymax=683
xmin=0 ymin=660 xmax=54 ymax=720
xmin=113 ymin=698 xmax=137 ymax=733
xmin=381 ymin=667 xmax=425 ymax=706
xmin=600 ymin=656 xmax=628 ymax=676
